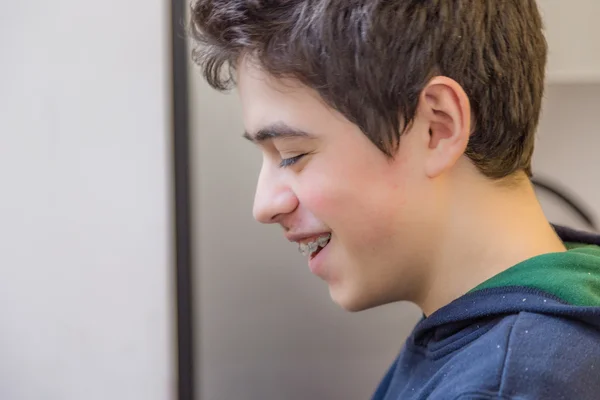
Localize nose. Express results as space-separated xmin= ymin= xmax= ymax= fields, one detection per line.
xmin=252 ymin=163 xmax=299 ymax=224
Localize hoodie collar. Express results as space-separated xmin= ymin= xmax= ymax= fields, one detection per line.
xmin=469 ymin=225 xmax=600 ymax=307
xmin=411 ymin=286 xmax=600 ymax=348
xmin=410 ymin=225 xmax=600 ymax=347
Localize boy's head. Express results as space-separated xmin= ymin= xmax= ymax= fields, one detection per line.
xmin=190 ymin=0 xmax=548 ymax=311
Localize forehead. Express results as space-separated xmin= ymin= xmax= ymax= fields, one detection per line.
xmin=237 ymin=60 xmax=306 ymax=106
xmin=236 ymin=61 xmax=342 ymax=136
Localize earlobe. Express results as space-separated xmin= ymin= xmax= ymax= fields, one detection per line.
xmin=421 ymin=77 xmax=471 ymax=178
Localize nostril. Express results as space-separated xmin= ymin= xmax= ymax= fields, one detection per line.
xmin=252 ymin=204 xmax=284 ymax=224
xmin=269 ymin=213 xmax=283 ymax=223
xmin=253 ymin=188 xmax=299 ymax=224
xmin=252 ymin=207 xmax=274 ymax=224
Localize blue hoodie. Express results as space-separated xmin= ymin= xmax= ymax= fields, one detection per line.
xmin=373 ymin=225 xmax=600 ymax=400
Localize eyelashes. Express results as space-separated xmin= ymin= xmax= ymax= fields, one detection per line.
xmin=279 ymin=154 xmax=306 ymax=168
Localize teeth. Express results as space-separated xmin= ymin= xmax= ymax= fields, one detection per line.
xmin=317 ymin=235 xmax=330 ymax=247
xmin=298 ymin=234 xmax=331 ymax=257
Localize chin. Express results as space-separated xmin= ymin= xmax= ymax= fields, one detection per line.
xmin=329 ymin=283 xmax=387 ymax=313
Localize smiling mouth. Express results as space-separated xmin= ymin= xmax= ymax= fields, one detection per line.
xmin=298 ymin=234 xmax=331 ymax=258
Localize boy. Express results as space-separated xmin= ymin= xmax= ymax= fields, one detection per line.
xmin=190 ymin=1 xmax=600 ymax=399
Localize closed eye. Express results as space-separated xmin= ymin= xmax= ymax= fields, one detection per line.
xmin=279 ymin=154 xmax=306 ymax=168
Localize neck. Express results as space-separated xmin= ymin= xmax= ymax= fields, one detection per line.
xmin=417 ymin=170 xmax=566 ymax=316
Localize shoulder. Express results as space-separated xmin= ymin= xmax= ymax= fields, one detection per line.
xmin=502 ymin=310 xmax=600 ymax=369
xmin=494 ymin=311 xmax=600 ymax=399
xmin=433 ymin=311 xmax=600 ymax=399
xmin=377 ymin=311 xmax=600 ymax=400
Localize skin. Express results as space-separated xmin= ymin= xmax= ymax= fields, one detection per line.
xmin=238 ymin=59 xmax=566 ymax=316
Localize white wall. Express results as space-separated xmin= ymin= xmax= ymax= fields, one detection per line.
xmin=0 ymin=2 xmax=175 ymax=400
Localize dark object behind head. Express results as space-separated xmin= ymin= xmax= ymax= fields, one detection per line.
xmin=190 ymin=0 xmax=548 ymax=180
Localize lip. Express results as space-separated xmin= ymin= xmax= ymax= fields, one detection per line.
xmin=308 ymin=236 xmax=332 ymax=279
xmin=285 ymin=231 xmax=331 ymax=243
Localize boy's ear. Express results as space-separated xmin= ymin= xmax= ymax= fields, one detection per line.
xmin=419 ymin=77 xmax=472 ymax=178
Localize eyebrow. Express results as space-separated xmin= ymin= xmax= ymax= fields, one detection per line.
xmin=243 ymin=122 xmax=315 ymax=143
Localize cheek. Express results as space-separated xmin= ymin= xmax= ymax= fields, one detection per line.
xmin=294 ymin=138 xmax=413 ymax=243
xmin=298 ymin=164 xmax=409 ymax=244
xmin=297 ymin=184 xmax=337 ymax=220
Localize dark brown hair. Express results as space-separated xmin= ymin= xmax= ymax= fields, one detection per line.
xmin=190 ymin=0 xmax=547 ymax=179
